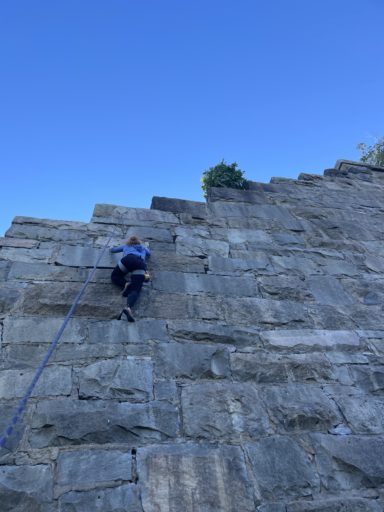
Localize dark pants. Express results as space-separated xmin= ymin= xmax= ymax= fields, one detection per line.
xmin=111 ymin=255 xmax=146 ymax=308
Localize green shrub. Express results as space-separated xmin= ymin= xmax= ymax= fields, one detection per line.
xmin=201 ymin=160 xmax=249 ymax=198
xmin=357 ymin=137 xmax=384 ymax=167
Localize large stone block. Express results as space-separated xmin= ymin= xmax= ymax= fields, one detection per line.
xmin=0 ymin=246 xmax=54 ymax=264
xmin=0 ymin=366 xmax=72 ymax=399
xmin=231 ymin=351 xmax=335 ymax=384
xmin=151 ymin=196 xmax=207 ymax=218
xmin=208 ymin=254 xmax=273 ymax=275
xmin=286 ymin=498 xmax=383 ymax=512
xmin=29 ymin=398 xmax=178 ymax=447
xmin=155 ymin=342 xmax=230 ymax=379
xmin=260 ymin=384 xmax=341 ymax=433
xmin=87 ymin=318 xmax=169 ymax=344
xmin=77 ymin=357 xmax=153 ymax=401
xmin=260 ymin=329 xmax=360 ymax=351
xmin=308 ymin=276 xmax=354 ymax=305
xmin=54 ymin=245 xmax=119 ymax=267
xmin=152 ymin=270 xmax=260 ymax=297
xmin=92 ymin=203 xmax=179 ymax=225
xmin=181 ymin=382 xmax=271 ymax=440
xmin=56 ymin=449 xmax=132 ymax=496
xmin=167 ymin=319 xmax=261 ymax=347
xmin=0 ymin=464 xmax=53 ymax=501
xmin=334 ymin=395 xmax=384 ymax=434
xmin=348 ymin=365 xmax=384 ymax=394
xmin=137 ymin=444 xmax=255 ymax=512
xmin=58 ymin=484 xmax=143 ymax=512
xmin=311 ymin=434 xmax=384 ymax=492
xmin=124 ymin=226 xmax=173 ymax=243
xmin=176 ymin=235 xmax=229 ymax=258
xmin=258 ymin=275 xmax=313 ymax=302
xmin=3 ymin=316 xmax=87 ymax=344
xmin=7 ymin=261 xmax=111 ymax=283
xmin=246 ymin=437 xmax=320 ymax=500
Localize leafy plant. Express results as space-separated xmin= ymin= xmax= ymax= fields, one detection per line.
xmin=356 ymin=137 xmax=384 ymax=167
xmin=201 ymin=160 xmax=249 ymax=198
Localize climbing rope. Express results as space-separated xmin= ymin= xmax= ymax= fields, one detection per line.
xmin=0 ymin=235 xmax=113 ymax=448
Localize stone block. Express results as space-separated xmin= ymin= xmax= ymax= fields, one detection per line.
xmin=0 ymin=366 xmax=72 ymax=399
xmin=286 ymin=498 xmax=383 ymax=511
xmin=29 ymin=398 xmax=178 ymax=447
xmin=54 ymin=245 xmax=118 ymax=267
xmin=123 ymin=226 xmax=173 ymax=243
xmin=58 ymin=484 xmax=143 ymax=512
xmin=167 ymin=319 xmax=261 ymax=347
xmin=260 ymin=384 xmax=341 ymax=433
xmin=152 ymin=270 xmax=260 ymax=297
xmin=175 ymin=235 xmax=229 ymax=258
xmin=87 ymin=318 xmax=169 ymax=344
xmin=56 ymin=449 xmax=132 ymax=496
xmin=0 ymin=246 xmax=54 ymax=263
xmin=149 ymin=251 xmax=206 ymax=273
xmin=246 ymin=437 xmax=320 ymax=499
xmin=208 ymin=254 xmax=273 ymax=275
xmin=77 ymin=357 xmax=153 ymax=401
xmin=231 ymin=352 xmax=334 ymax=384
xmin=0 ymin=237 xmax=38 ymax=248
xmin=137 ymin=443 xmax=255 ymax=512
xmin=311 ymin=434 xmax=384 ymax=492
xmin=0 ymin=402 xmax=26 ymax=453
xmin=155 ymin=342 xmax=230 ymax=379
xmin=348 ymin=366 xmax=384 ymax=394
xmin=181 ymin=382 xmax=271 ymax=440
xmin=5 ymin=222 xmax=89 ymax=243
xmin=334 ymin=395 xmax=384 ymax=434
xmin=258 ymin=275 xmax=312 ymax=302
xmin=206 ymin=186 xmax=271 ymax=204
xmin=308 ymin=276 xmax=354 ymax=305
xmin=0 ymin=464 xmax=53 ymax=501
xmin=92 ymin=203 xmax=179 ymax=225
xmin=260 ymin=329 xmax=360 ymax=351
xmin=151 ymin=196 xmax=207 ymax=218
xmin=7 ymin=261 xmax=110 ymax=283
xmin=3 ymin=316 xmax=87 ymax=344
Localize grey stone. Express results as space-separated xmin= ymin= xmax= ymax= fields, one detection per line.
xmin=124 ymin=226 xmax=173 ymax=243
xmin=0 ymin=246 xmax=54 ymax=263
xmin=151 ymin=196 xmax=207 ymax=218
xmin=182 ymin=382 xmax=271 ymax=439
xmin=29 ymin=398 xmax=178 ymax=447
xmin=0 ymin=402 xmax=26 ymax=453
xmin=246 ymin=437 xmax=320 ymax=499
xmin=0 ymin=464 xmax=53 ymax=500
xmin=334 ymin=395 xmax=384 ymax=434
xmin=0 ymin=237 xmax=38 ymax=248
xmin=77 ymin=357 xmax=153 ymax=401
xmin=176 ymin=235 xmax=229 ymax=258
xmin=0 ymin=284 xmax=22 ymax=314
xmin=153 ymin=270 xmax=260 ymax=297
xmin=56 ymin=449 xmax=132 ymax=495
xmin=0 ymin=366 xmax=72 ymax=399
xmin=348 ymin=366 xmax=384 ymax=393
xmin=260 ymin=384 xmax=341 ymax=433
xmin=7 ymin=261 xmax=107 ymax=283
xmin=308 ymin=276 xmax=354 ymax=305
xmin=92 ymin=203 xmax=179 ymax=225
xmin=258 ymin=275 xmax=312 ymax=302
xmin=311 ymin=434 xmax=384 ymax=491
xmin=138 ymin=443 xmax=255 ymax=512
xmin=155 ymin=342 xmax=230 ymax=379
xmin=167 ymin=319 xmax=261 ymax=347
xmin=58 ymin=484 xmax=143 ymax=512
xmin=231 ymin=351 xmax=335 ymax=384
xmin=286 ymin=498 xmax=383 ymax=511
xmin=208 ymin=254 xmax=273 ymax=274
xmin=3 ymin=316 xmax=87 ymax=344
xmin=87 ymin=318 xmax=170 ymax=344
xmin=54 ymin=245 xmax=118 ymax=267
xmin=260 ymin=329 xmax=360 ymax=351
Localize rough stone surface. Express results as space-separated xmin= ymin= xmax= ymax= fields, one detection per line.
xmin=1 ymin=162 xmax=384 ymax=510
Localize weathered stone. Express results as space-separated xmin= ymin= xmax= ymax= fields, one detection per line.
xmin=3 ymin=316 xmax=87 ymax=344
xmin=348 ymin=366 xmax=384 ymax=394
xmin=56 ymin=449 xmax=132 ymax=496
xmin=124 ymin=226 xmax=173 ymax=243
xmin=246 ymin=437 xmax=320 ymax=499
xmin=258 ymin=275 xmax=312 ymax=302
xmin=54 ymin=245 xmax=118 ymax=267
xmin=7 ymin=261 xmax=111 ymax=283
xmin=155 ymin=342 xmax=230 ymax=379
xmin=151 ymin=196 xmax=207 ymax=218
xmin=87 ymin=318 xmax=170 ymax=344
xmin=231 ymin=351 xmax=335 ymax=384
xmin=0 ymin=366 xmax=72 ymax=399
xmin=261 ymin=329 xmax=360 ymax=351
xmin=0 ymin=402 xmax=26 ymax=453
xmin=311 ymin=434 xmax=384 ymax=491
xmin=77 ymin=358 xmax=153 ymax=401
xmin=208 ymin=254 xmax=273 ymax=274
xmin=92 ymin=203 xmax=179 ymax=225
xmin=153 ymin=270 xmax=260 ymax=297
xmin=58 ymin=484 xmax=143 ymax=512
xmin=334 ymin=395 xmax=384 ymax=434
xmin=0 ymin=237 xmax=38 ymax=248
xmin=29 ymin=398 xmax=178 ymax=447
xmin=286 ymin=498 xmax=383 ymax=511
xmin=167 ymin=319 xmax=261 ymax=347
xmin=0 ymin=464 xmax=53 ymax=501
xmin=176 ymin=235 xmax=229 ymax=258
xmin=182 ymin=382 xmax=271 ymax=439
xmin=307 ymin=276 xmax=354 ymax=305
xmin=0 ymin=246 xmax=54 ymax=263
xmin=138 ymin=444 xmax=255 ymax=512
xmin=260 ymin=384 xmax=341 ymax=433
xmin=0 ymin=284 xmax=22 ymax=314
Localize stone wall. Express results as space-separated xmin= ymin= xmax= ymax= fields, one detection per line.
xmin=1 ymin=161 xmax=384 ymax=511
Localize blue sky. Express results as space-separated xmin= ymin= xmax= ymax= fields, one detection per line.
xmin=1 ymin=0 xmax=383 ymax=235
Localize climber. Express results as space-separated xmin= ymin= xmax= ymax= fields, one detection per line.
xmin=110 ymin=235 xmax=151 ymax=322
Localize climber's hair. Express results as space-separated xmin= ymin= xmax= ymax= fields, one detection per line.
xmin=126 ymin=236 xmax=141 ymax=246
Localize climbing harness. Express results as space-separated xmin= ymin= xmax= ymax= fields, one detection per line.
xmin=0 ymin=236 xmax=113 ymax=449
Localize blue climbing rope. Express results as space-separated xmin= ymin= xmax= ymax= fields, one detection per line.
xmin=0 ymin=237 xmax=113 ymax=448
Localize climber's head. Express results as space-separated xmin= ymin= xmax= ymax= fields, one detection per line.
xmin=126 ymin=236 xmax=141 ymax=246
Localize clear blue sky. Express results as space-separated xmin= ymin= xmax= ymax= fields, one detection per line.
xmin=1 ymin=0 xmax=383 ymax=235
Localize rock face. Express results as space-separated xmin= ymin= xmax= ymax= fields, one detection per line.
xmin=1 ymin=160 xmax=384 ymax=511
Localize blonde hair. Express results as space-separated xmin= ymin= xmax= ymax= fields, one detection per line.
xmin=126 ymin=236 xmax=141 ymax=246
